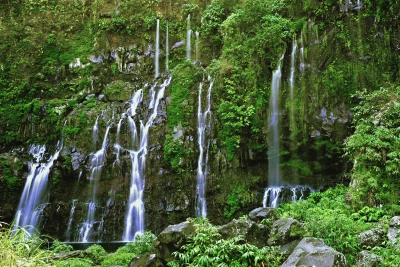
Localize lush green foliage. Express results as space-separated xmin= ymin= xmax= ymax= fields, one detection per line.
xmin=168 ymin=218 xmax=284 ymax=267
xmin=278 ymin=185 xmax=373 ymax=263
xmin=100 ymin=231 xmax=155 ymax=267
xmin=344 ymin=86 xmax=400 ymax=208
xmin=163 ymin=134 xmax=192 ymax=173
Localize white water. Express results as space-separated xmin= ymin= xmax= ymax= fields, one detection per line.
xmin=300 ymin=32 xmax=305 ymax=74
xmin=195 ymin=76 xmax=213 ymax=218
xmin=13 ymin=142 xmax=62 ymax=235
xmin=195 ymin=31 xmax=199 ymax=62
xmin=123 ymin=76 xmax=171 ymax=241
xmin=289 ymin=39 xmax=297 ymax=104
xmin=79 ymin=125 xmax=111 ymax=242
xmin=65 ymin=199 xmax=77 ymax=241
xmin=268 ymin=55 xmax=284 ymax=192
xmin=155 ymin=19 xmax=160 ymax=78
xmin=263 ymin=186 xmax=314 ymax=208
xmin=186 ymin=14 xmax=191 ymax=61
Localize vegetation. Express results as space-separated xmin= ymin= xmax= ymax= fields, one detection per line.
xmin=168 ymin=218 xmax=284 ymax=267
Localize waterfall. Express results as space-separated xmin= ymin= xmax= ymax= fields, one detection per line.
xmin=79 ymin=125 xmax=111 ymax=242
xmin=166 ymin=21 xmax=169 ymax=71
xmin=300 ymin=32 xmax=305 ymax=74
xmin=13 ymin=142 xmax=62 ymax=235
xmin=123 ymin=76 xmax=171 ymax=241
xmin=268 ymin=55 xmax=284 ymax=192
xmin=155 ymin=19 xmax=160 ymax=78
xmin=289 ymin=39 xmax=297 ymax=105
xmin=65 ymin=199 xmax=77 ymax=241
xmin=195 ymin=31 xmax=199 ymax=62
xmin=195 ymin=76 xmax=213 ymax=218
xmin=263 ymin=186 xmax=314 ymax=208
xmin=186 ymin=14 xmax=191 ymax=61
xmin=93 ymin=116 xmax=99 ymax=146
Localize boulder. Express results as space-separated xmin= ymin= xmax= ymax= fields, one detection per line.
xmin=282 ymin=237 xmax=348 ymax=267
xmin=217 ymin=219 xmax=269 ymax=248
xmin=129 ymin=252 xmax=164 ymax=267
xmin=388 ymin=216 xmax=400 ymax=244
xmin=358 ymin=228 xmax=386 ymax=248
xmin=153 ymin=221 xmax=195 ymax=264
xmin=355 ymin=250 xmax=383 ymax=267
xmin=267 ymin=218 xmax=304 ymax=246
xmin=389 ymin=216 xmax=400 ymax=228
xmin=248 ymin=207 xmax=276 ymax=223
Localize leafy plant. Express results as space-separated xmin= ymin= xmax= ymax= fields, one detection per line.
xmin=168 ymin=218 xmax=284 ymax=267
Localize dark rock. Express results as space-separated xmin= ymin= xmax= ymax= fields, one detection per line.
xmin=153 ymin=221 xmax=195 ymax=264
xmin=217 ymin=219 xmax=270 ymax=248
xmin=282 ymin=237 xmax=348 ymax=267
xmin=267 ymin=218 xmax=304 ymax=246
xmin=248 ymin=207 xmax=276 ymax=223
xmin=129 ymin=252 xmax=164 ymax=267
xmin=358 ymin=228 xmax=386 ymax=248
xmin=356 ymin=250 xmax=383 ymax=267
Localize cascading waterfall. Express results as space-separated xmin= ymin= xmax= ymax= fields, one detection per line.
xmin=65 ymin=199 xmax=77 ymax=241
xmin=79 ymin=125 xmax=111 ymax=242
xmin=289 ymin=39 xmax=297 ymax=105
xmin=300 ymin=32 xmax=305 ymax=74
xmin=195 ymin=31 xmax=199 ymax=62
xmin=265 ymin=55 xmax=284 ymax=208
xmin=155 ymin=19 xmax=160 ymax=78
xmin=13 ymin=142 xmax=62 ymax=235
xmin=186 ymin=14 xmax=191 ymax=61
xmin=123 ymin=76 xmax=171 ymax=241
xmin=195 ymin=76 xmax=213 ymax=218
xmin=263 ymin=186 xmax=314 ymax=208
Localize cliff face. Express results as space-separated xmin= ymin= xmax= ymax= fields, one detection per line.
xmin=0 ymin=0 xmax=398 ymax=241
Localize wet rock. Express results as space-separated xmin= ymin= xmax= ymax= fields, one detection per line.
xmin=358 ymin=228 xmax=386 ymax=248
xmin=153 ymin=221 xmax=195 ymax=264
xmin=129 ymin=252 xmax=164 ymax=267
xmin=267 ymin=218 xmax=304 ymax=246
xmin=217 ymin=219 xmax=270 ymax=248
xmin=356 ymin=250 xmax=383 ymax=267
xmin=248 ymin=207 xmax=277 ymax=223
xmin=282 ymin=237 xmax=348 ymax=267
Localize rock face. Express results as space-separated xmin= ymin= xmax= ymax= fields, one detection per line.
xmin=387 ymin=216 xmax=400 ymax=244
xmin=267 ymin=218 xmax=304 ymax=246
xmin=152 ymin=221 xmax=195 ymax=264
xmin=248 ymin=207 xmax=277 ymax=223
xmin=217 ymin=219 xmax=270 ymax=248
xmin=282 ymin=237 xmax=348 ymax=267
xmin=355 ymin=250 xmax=383 ymax=267
xmin=358 ymin=228 xmax=386 ymax=248
xmin=129 ymin=252 xmax=164 ymax=267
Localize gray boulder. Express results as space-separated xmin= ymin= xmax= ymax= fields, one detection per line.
xmin=248 ymin=207 xmax=277 ymax=223
xmin=282 ymin=237 xmax=348 ymax=267
xmin=358 ymin=228 xmax=386 ymax=248
xmin=267 ymin=218 xmax=304 ymax=246
xmin=152 ymin=221 xmax=195 ymax=264
xmin=355 ymin=250 xmax=383 ymax=267
xmin=388 ymin=216 xmax=400 ymax=244
xmin=129 ymin=252 xmax=164 ymax=267
xmin=217 ymin=219 xmax=269 ymax=248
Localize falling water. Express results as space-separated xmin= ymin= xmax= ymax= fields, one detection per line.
xmin=166 ymin=21 xmax=169 ymax=71
xmin=79 ymin=125 xmax=111 ymax=242
xmin=263 ymin=186 xmax=314 ymax=208
xmin=123 ymin=76 xmax=171 ymax=241
xmin=196 ymin=76 xmax=213 ymax=218
xmin=195 ymin=31 xmax=199 ymax=62
xmin=300 ymin=32 xmax=305 ymax=74
xmin=13 ymin=142 xmax=62 ymax=235
xmin=65 ymin=199 xmax=77 ymax=241
xmin=268 ymin=54 xmax=284 ymax=193
xmin=155 ymin=19 xmax=160 ymax=78
xmin=262 ymin=187 xmax=281 ymax=208
xmin=93 ymin=116 xmax=99 ymax=146
xmin=186 ymin=14 xmax=191 ymax=61
xmin=289 ymin=39 xmax=297 ymax=104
